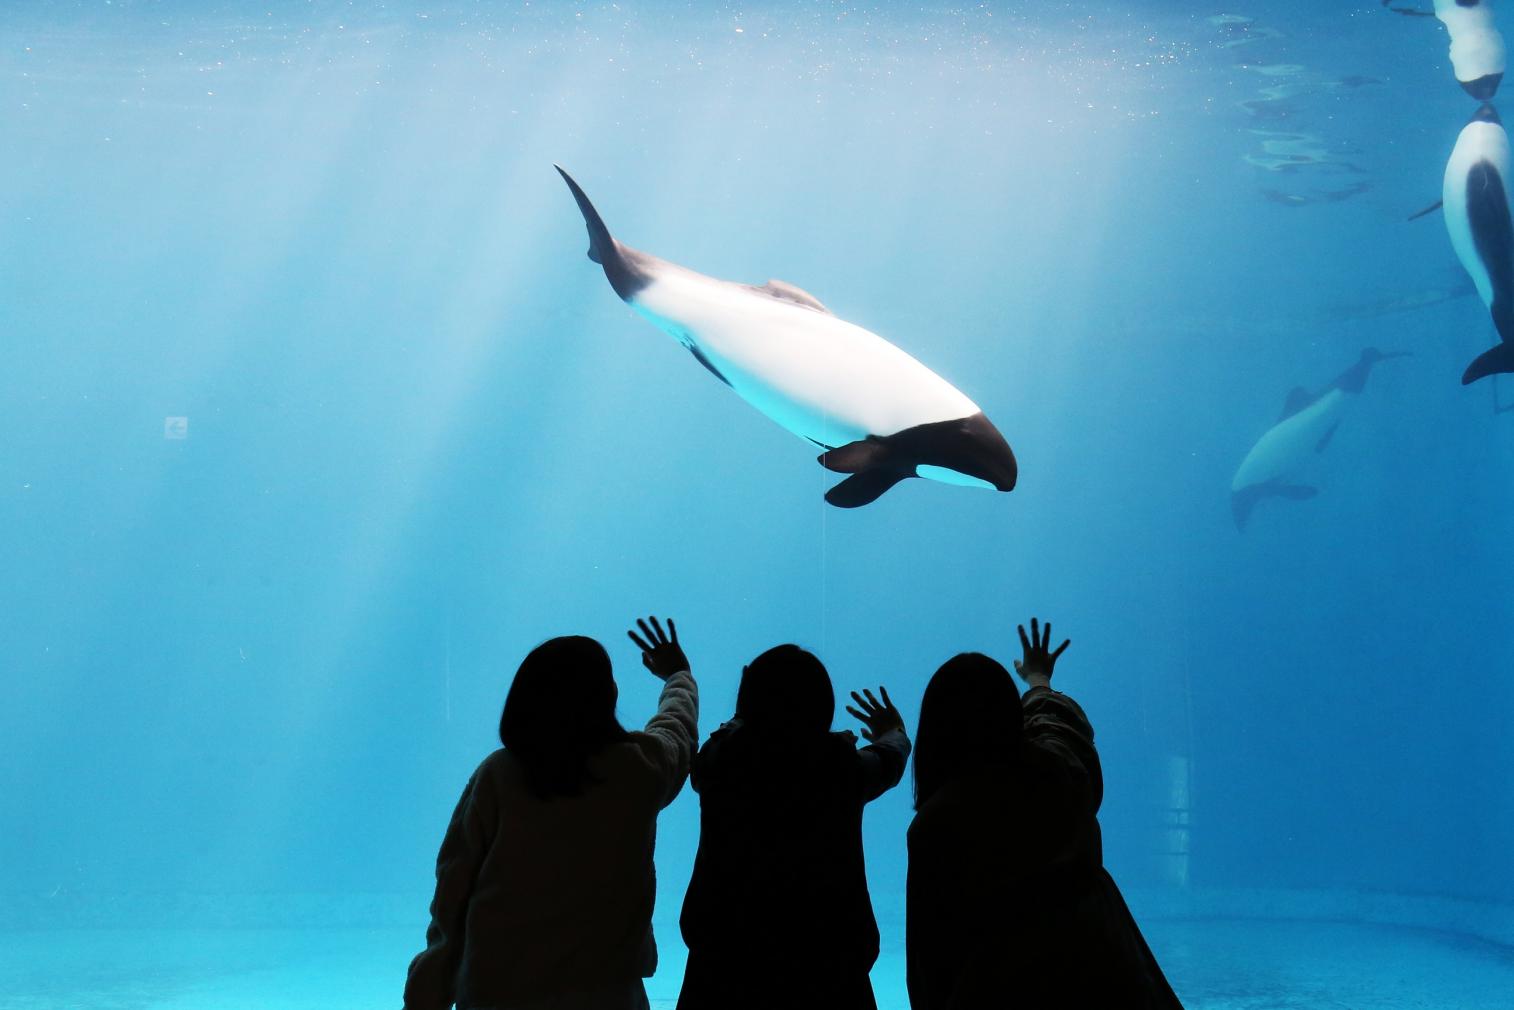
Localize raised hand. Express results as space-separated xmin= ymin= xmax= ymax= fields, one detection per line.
xmin=1014 ymin=616 xmax=1070 ymax=686
xmin=627 ymin=616 xmax=688 ymax=681
xmin=845 ymin=686 xmax=905 ymax=742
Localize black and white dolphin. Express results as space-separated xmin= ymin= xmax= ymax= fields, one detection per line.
xmin=1435 ymin=0 xmax=1506 ymax=99
xmin=1444 ymin=103 xmax=1514 ymax=383
xmin=555 ymin=167 xmax=1017 ymax=508
xmin=1230 ymin=349 xmax=1408 ymax=531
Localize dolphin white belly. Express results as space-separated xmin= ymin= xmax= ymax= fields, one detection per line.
xmin=1436 ymin=0 xmax=1506 ymax=99
xmin=1232 ymin=389 xmax=1345 ymax=494
xmin=1443 ymin=114 xmax=1510 ymax=308
xmin=629 ymin=266 xmax=979 ymax=453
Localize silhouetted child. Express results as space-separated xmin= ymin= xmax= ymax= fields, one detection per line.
xmin=404 ymin=616 xmax=697 ymax=1010
xmin=677 ymin=644 xmax=910 ymax=1010
xmin=906 ymin=618 xmax=1183 ymax=1009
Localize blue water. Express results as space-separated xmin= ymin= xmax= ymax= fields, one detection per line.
xmin=3 ymin=2 xmax=1513 ymax=1007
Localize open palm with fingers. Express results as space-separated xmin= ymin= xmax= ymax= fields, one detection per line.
xmin=1014 ymin=616 xmax=1070 ymax=685
xmin=627 ymin=616 xmax=687 ymax=680
xmin=846 ymin=686 xmax=904 ymax=742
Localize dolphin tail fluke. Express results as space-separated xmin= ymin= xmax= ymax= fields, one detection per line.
xmin=1462 ymin=343 xmax=1514 ymax=385
xmin=554 ymin=166 xmax=648 ymax=300
xmin=554 ymin=165 xmax=615 ymax=266
xmin=1230 ymin=480 xmax=1319 ymax=532
xmin=1230 ymin=492 xmax=1253 ymax=532
xmin=825 ymin=469 xmax=910 ymax=508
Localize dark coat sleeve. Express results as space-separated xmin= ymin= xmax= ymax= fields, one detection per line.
xmin=1022 ymin=686 xmax=1102 ymax=818
xmin=855 ymin=726 xmax=912 ymax=802
xmin=689 ymin=718 xmax=739 ymax=795
xmin=403 ymin=760 xmax=500 ymax=1010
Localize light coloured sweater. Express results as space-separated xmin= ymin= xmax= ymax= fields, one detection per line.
xmin=404 ymin=669 xmax=698 ymax=1010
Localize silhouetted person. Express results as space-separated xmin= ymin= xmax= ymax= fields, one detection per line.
xmin=906 ymin=618 xmax=1183 ymax=1010
xmin=404 ymin=616 xmax=698 ymax=1010
xmin=677 ymin=645 xmax=910 ymax=1010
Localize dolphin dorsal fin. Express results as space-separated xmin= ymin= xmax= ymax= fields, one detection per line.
xmin=1280 ymin=386 xmax=1314 ymax=420
xmin=756 ymin=279 xmax=830 ymax=313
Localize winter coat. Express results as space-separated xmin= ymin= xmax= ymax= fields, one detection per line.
xmin=404 ymin=669 xmax=698 ymax=1010
xmin=677 ymin=719 xmax=911 ymax=1010
xmin=906 ymin=686 xmax=1183 ymax=1010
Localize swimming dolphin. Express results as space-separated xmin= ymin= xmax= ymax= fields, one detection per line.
xmin=1435 ymin=0 xmax=1506 ymax=99
xmin=1231 ymin=349 xmax=1408 ymax=531
xmin=1444 ymin=103 xmax=1514 ymax=383
xmin=555 ymin=167 xmax=1017 ymax=508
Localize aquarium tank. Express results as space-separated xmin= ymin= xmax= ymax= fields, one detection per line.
xmin=3 ymin=2 xmax=1513 ymax=1008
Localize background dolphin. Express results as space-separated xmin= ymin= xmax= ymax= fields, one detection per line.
xmin=1443 ymin=103 xmax=1514 ymax=383
xmin=1231 ymin=348 xmax=1408 ymax=531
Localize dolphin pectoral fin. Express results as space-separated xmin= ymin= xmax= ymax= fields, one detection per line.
xmin=754 ymin=279 xmax=831 ymax=313
xmin=1463 ymin=343 xmax=1514 ymax=385
xmin=824 ymin=468 xmax=910 ymax=508
xmin=1406 ymin=199 xmax=1443 ymax=222
xmin=1315 ymin=423 xmax=1340 ymax=453
xmin=685 ymin=343 xmax=733 ymax=387
xmin=818 ymin=436 xmax=890 ymax=474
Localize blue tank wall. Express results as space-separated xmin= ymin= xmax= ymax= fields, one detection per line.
xmin=1 ymin=1 xmax=1510 ymax=927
